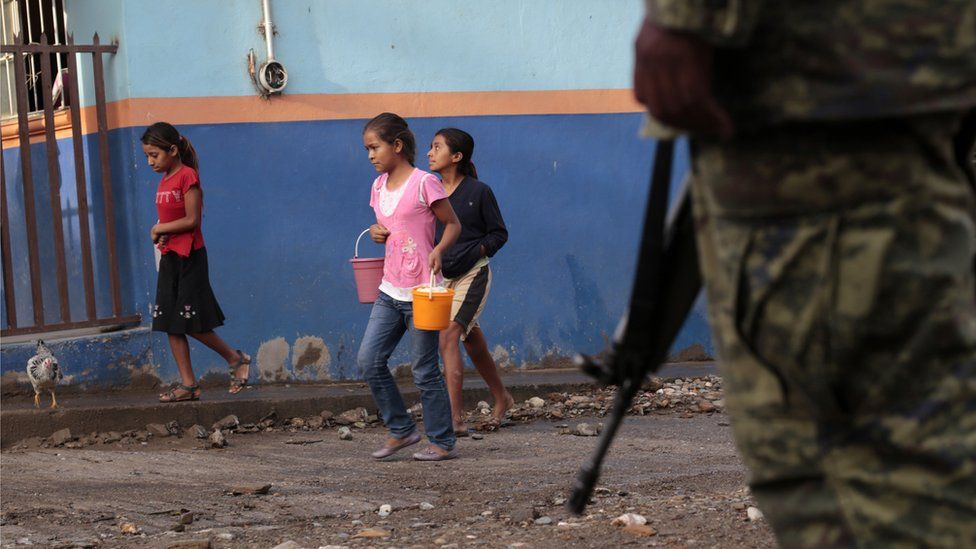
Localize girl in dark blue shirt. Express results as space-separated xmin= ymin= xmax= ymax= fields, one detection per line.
xmin=429 ymin=128 xmax=513 ymax=435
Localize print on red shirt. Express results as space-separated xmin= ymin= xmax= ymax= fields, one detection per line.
xmin=155 ymin=165 xmax=205 ymax=257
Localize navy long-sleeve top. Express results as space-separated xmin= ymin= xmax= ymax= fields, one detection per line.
xmin=434 ymin=176 xmax=508 ymax=279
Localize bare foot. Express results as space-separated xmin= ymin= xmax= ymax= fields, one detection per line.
xmin=476 ymin=417 xmax=502 ymax=432
xmin=492 ymin=392 xmax=515 ymax=422
xmin=452 ymin=411 xmax=471 ymax=435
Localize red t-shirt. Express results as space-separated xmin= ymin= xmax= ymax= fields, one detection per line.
xmin=155 ymin=165 xmax=204 ymax=257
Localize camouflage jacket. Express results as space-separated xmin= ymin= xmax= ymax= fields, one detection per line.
xmin=645 ymin=0 xmax=976 ymax=131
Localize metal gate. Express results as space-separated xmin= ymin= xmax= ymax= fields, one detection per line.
xmin=1 ymin=33 xmax=140 ymax=336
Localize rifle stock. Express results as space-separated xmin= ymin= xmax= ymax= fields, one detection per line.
xmin=568 ymin=140 xmax=702 ymax=515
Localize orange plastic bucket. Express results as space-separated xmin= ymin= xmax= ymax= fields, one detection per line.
xmin=412 ymin=273 xmax=454 ymax=330
xmin=350 ymin=229 xmax=385 ymax=304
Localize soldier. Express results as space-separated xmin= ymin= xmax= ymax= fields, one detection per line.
xmin=633 ymin=1 xmax=976 ymax=546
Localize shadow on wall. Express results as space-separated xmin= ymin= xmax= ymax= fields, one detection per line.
xmin=563 ymin=254 xmax=612 ymax=348
xmin=560 ymin=253 xmax=714 ymax=364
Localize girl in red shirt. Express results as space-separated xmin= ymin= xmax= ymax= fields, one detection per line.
xmin=142 ymin=122 xmax=250 ymax=402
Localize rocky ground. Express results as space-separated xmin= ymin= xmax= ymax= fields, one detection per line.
xmin=0 ymin=376 xmax=776 ymax=548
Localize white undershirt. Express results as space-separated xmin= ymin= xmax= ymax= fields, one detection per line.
xmin=378 ymin=178 xmax=408 ymax=217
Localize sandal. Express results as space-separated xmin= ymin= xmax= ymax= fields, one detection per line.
xmin=228 ymin=350 xmax=251 ymax=394
xmin=159 ymin=383 xmax=201 ymax=403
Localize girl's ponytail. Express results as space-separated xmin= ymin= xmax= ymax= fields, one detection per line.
xmin=178 ymin=135 xmax=199 ymax=171
xmin=435 ymin=128 xmax=477 ymax=179
xmin=141 ymin=122 xmax=199 ymax=171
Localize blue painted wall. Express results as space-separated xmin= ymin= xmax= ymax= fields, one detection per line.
xmin=2 ymin=114 xmax=709 ymax=388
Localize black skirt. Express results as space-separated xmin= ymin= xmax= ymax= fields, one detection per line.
xmin=152 ymin=246 xmax=225 ymax=334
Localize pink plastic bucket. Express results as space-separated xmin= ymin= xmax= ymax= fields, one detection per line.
xmin=350 ymin=229 xmax=385 ymax=304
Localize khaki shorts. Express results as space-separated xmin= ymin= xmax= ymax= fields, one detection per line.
xmin=445 ymin=263 xmax=492 ymax=341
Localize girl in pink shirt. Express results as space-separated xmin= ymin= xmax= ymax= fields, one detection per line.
xmin=359 ymin=113 xmax=462 ymax=461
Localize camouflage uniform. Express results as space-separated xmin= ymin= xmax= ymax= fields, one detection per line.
xmin=644 ymin=1 xmax=976 ymax=546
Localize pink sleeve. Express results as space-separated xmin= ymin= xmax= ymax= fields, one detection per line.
xmin=369 ymin=175 xmax=381 ymax=209
xmin=420 ymin=173 xmax=448 ymax=206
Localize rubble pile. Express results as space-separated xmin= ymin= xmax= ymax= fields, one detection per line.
xmin=21 ymin=375 xmax=723 ymax=449
xmin=463 ymin=375 xmax=724 ymax=430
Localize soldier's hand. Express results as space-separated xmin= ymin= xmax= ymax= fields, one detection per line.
xmin=633 ymin=18 xmax=733 ymax=138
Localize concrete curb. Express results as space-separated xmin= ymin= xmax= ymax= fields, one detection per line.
xmin=0 ymin=363 xmax=716 ymax=446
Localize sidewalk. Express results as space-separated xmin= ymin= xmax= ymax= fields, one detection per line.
xmin=0 ymin=362 xmax=717 ymax=447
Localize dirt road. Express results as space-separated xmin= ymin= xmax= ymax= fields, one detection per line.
xmin=1 ymin=405 xmax=774 ymax=548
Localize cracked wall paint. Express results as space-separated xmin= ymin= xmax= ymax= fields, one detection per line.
xmin=124 ymin=363 xmax=162 ymax=390
xmin=491 ymin=345 xmax=514 ymax=370
xmin=0 ymin=328 xmax=154 ymax=394
xmin=1 ymin=371 xmax=31 ymax=384
xmin=291 ymin=336 xmax=332 ymax=380
xmin=393 ymin=363 xmax=414 ymax=379
xmin=257 ymin=337 xmax=290 ymax=382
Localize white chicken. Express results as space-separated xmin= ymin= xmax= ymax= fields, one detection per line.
xmin=26 ymin=340 xmax=63 ymax=408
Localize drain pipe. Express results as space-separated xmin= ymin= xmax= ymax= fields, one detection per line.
xmin=255 ymin=0 xmax=287 ymax=94
xmin=261 ymin=0 xmax=275 ymax=62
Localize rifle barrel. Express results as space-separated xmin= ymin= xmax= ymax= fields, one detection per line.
xmin=567 ymin=140 xmax=702 ymax=515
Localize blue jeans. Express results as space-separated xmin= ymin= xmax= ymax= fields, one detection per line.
xmin=357 ymin=292 xmax=455 ymax=450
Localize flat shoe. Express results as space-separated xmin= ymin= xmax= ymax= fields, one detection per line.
xmin=371 ymin=431 xmax=421 ymax=459
xmin=454 ymin=428 xmax=471 ymax=438
xmin=413 ymin=446 xmax=458 ymax=461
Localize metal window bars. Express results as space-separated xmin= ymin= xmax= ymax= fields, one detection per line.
xmin=1 ymin=0 xmax=69 ymax=119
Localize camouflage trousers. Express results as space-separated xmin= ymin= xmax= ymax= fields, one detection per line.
xmin=691 ymin=114 xmax=976 ymax=548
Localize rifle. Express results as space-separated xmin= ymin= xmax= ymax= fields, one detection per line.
xmin=567 ymin=139 xmax=703 ymax=514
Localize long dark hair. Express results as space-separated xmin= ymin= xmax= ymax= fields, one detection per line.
xmin=363 ymin=112 xmax=416 ymax=166
xmin=140 ymin=122 xmax=199 ymax=171
xmin=435 ymin=128 xmax=477 ymax=178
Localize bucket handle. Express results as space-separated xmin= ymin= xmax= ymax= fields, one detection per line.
xmin=425 ymin=270 xmax=447 ymax=300
xmin=354 ymin=228 xmax=372 ymax=259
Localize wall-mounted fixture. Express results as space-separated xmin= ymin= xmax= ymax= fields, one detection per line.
xmin=249 ymin=0 xmax=287 ymax=96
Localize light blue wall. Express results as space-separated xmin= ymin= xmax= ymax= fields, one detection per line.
xmin=65 ymin=0 xmax=643 ymax=103
xmin=65 ymin=0 xmax=129 ymax=107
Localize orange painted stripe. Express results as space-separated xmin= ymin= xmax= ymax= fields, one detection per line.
xmin=1 ymin=110 xmax=74 ymax=147
xmin=3 ymin=89 xmax=642 ymax=149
